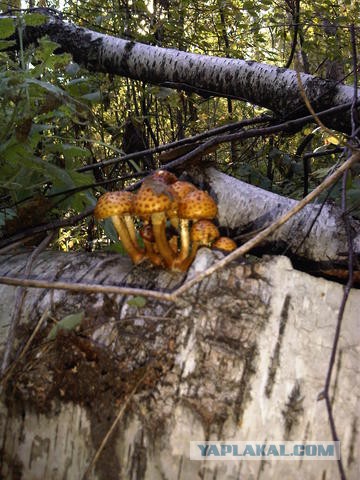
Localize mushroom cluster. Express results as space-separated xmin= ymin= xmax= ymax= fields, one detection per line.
xmin=94 ymin=170 xmax=237 ymax=271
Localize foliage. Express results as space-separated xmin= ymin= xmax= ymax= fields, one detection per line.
xmin=0 ymin=12 xmax=99 ymax=237
xmin=0 ymin=1 xmax=359 ymax=250
xmin=47 ymin=311 xmax=84 ymax=339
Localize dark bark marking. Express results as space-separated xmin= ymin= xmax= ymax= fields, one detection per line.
xmin=234 ymin=343 xmax=258 ymax=424
xmin=264 ymin=294 xmax=291 ymax=398
xmin=347 ymin=417 xmax=357 ymax=467
xmin=281 ymin=381 xmax=304 ymax=439
xmin=118 ymin=40 xmax=136 ymax=76
xmin=128 ymin=428 xmax=148 ymax=479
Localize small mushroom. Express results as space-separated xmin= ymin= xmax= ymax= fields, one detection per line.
xmin=177 ymin=189 xmax=218 ymax=262
xmin=94 ymin=191 xmax=144 ymax=264
xmin=212 ymin=236 xmax=237 ymax=252
xmin=176 ymin=219 xmax=220 ymax=271
xmin=167 ymin=180 xmax=198 ymax=230
xmin=150 ymin=170 xmax=178 ymax=185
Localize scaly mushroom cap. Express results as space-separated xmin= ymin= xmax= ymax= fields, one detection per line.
xmin=94 ymin=191 xmax=135 ymax=220
xmin=191 ymin=220 xmax=220 ymax=246
xmin=133 ymin=185 xmax=172 ymax=219
xmin=151 ymin=170 xmax=178 ymax=185
xmin=178 ymin=190 xmax=218 ymax=220
xmin=212 ymin=236 xmax=237 ymax=252
xmin=167 ymin=181 xmax=198 ymax=220
xmin=169 ymin=180 xmax=197 ymax=199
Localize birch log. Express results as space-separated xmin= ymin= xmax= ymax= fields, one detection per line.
xmin=9 ymin=13 xmax=358 ymax=133
xmin=0 ymin=250 xmax=359 ymax=480
xmin=193 ymin=167 xmax=360 ymax=263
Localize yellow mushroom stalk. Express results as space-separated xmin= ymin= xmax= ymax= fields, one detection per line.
xmin=134 ymin=184 xmax=176 ymax=268
xmin=176 ymin=219 xmax=220 ymax=271
xmin=94 ymin=191 xmax=144 ymax=264
xmin=176 ymin=190 xmax=218 ymax=264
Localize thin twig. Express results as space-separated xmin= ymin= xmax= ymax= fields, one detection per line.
xmin=77 ymin=116 xmax=270 ymax=173
xmin=284 ymin=0 xmax=300 ymax=69
xmin=81 ymin=367 xmax=150 ymax=480
xmin=295 ymin=69 xmax=337 ymax=137
xmin=0 ymin=275 xmax=174 ymax=302
xmin=77 ymin=101 xmax=358 ymax=175
xmin=0 ymin=207 xmax=93 ymax=249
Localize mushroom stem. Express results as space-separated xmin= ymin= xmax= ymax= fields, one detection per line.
xmin=111 ymin=216 xmax=144 ymax=264
xmin=178 ymin=218 xmax=190 ymax=261
xmin=123 ymin=214 xmax=141 ymax=249
xmin=143 ymin=238 xmax=163 ymax=266
xmin=174 ymin=243 xmax=199 ymax=272
xmin=151 ymin=212 xmax=176 ymax=268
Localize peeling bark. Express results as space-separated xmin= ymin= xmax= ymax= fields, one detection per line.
xmin=0 ymin=250 xmax=359 ymax=479
xmin=13 ymin=14 xmax=359 ymax=133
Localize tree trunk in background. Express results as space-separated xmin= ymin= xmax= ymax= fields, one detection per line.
xmin=12 ymin=14 xmax=359 ymax=134
xmin=0 ymin=250 xmax=359 ymax=479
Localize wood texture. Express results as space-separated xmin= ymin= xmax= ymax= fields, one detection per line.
xmin=0 ymin=250 xmax=359 ymax=479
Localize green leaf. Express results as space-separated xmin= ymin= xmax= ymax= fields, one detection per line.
xmin=23 ymin=13 xmax=47 ymax=27
xmin=82 ymin=91 xmax=101 ymax=103
xmin=127 ymin=296 xmax=147 ymax=308
xmin=0 ymin=40 xmax=16 ymax=50
xmin=0 ymin=18 xmax=15 ymax=39
xmin=26 ymin=78 xmax=66 ymax=97
xmin=62 ymin=144 xmax=91 ymax=161
xmin=47 ymin=311 xmax=84 ymax=340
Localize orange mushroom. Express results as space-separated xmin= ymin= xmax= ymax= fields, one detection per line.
xmin=167 ymin=180 xmax=198 ymax=229
xmin=150 ymin=169 xmax=178 ymax=185
xmin=94 ymin=191 xmax=144 ymax=264
xmin=175 ymin=219 xmax=220 ymax=271
xmin=177 ymin=189 xmax=218 ymax=262
xmin=212 ymin=237 xmax=237 ymax=252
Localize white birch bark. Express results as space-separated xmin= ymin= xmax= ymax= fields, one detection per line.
xmin=0 ymin=250 xmax=359 ymax=480
xmin=19 ymin=15 xmax=359 ymax=133
xmin=196 ymin=167 xmax=360 ymax=262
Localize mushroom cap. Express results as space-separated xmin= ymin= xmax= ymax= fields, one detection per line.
xmin=212 ymin=236 xmax=237 ymax=252
xmin=134 ymin=185 xmax=172 ymax=218
xmin=94 ymin=191 xmax=135 ymax=220
xmin=178 ymin=190 xmax=218 ymax=220
xmin=151 ymin=170 xmax=178 ymax=185
xmin=169 ymin=180 xmax=197 ymax=199
xmin=191 ymin=220 xmax=220 ymax=246
xmin=167 ymin=181 xmax=198 ymax=218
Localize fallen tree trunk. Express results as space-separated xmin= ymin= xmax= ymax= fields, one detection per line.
xmin=0 ymin=250 xmax=359 ymax=479
xmin=192 ymin=167 xmax=360 ymax=263
xmin=5 ymin=11 xmax=359 ymax=134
